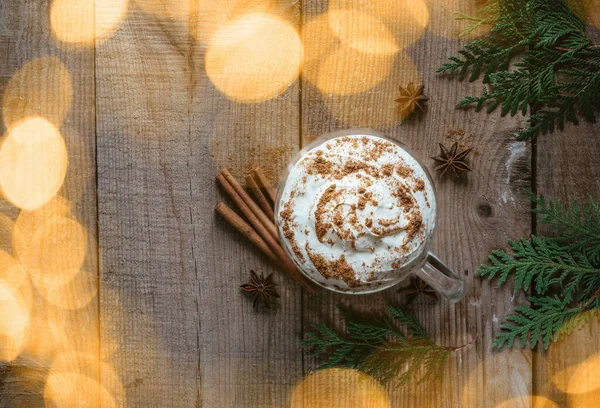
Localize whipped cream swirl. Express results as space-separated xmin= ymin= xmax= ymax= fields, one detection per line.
xmin=277 ymin=134 xmax=436 ymax=291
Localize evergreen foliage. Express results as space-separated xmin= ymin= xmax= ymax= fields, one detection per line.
xmin=439 ymin=0 xmax=600 ymax=140
xmin=301 ymin=305 xmax=451 ymax=386
xmin=477 ymin=193 xmax=600 ymax=349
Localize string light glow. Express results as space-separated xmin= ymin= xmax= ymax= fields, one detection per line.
xmin=205 ymin=13 xmax=303 ymax=103
xmin=2 ymin=57 xmax=72 ymax=128
xmin=328 ymin=9 xmax=399 ymax=56
xmin=290 ymin=368 xmax=390 ymax=408
xmin=50 ymin=0 xmax=129 ymax=45
xmin=0 ymin=117 xmax=68 ymax=211
xmin=19 ymin=216 xmax=87 ymax=288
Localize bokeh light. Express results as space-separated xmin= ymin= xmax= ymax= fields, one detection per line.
xmin=45 ymin=372 xmax=116 ymax=408
xmin=50 ymin=0 xmax=129 ymax=45
xmin=205 ymin=12 xmax=303 ymax=103
xmin=328 ymin=9 xmax=399 ymax=56
xmin=568 ymin=0 xmax=600 ymax=28
xmin=302 ymin=12 xmax=398 ymax=96
xmin=12 ymin=196 xmax=71 ymax=259
xmin=24 ymin=305 xmax=70 ymax=362
xmin=45 ymin=352 xmax=124 ymax=407
xmin=132 ymin=0 xmax=191 ymax=22
xmin=195 ymin=0 xmax=278 ymax=44
xmin=0 ymin=213 xmax=15 ymax=254
xmin=461 ymin=351 xmax=532 ymax=407
xmin=0 ymin=117 xmax=68 ymax=211
xmin=322 ymin=52 xmax=421 ymax=128
xmin=19 ymin=216 xmax=87 ymax=289
xmin=492 ymin=396 xmax=559 ymax=408
xmin=329 ymin=0 xmax=429 ymax=49
xmin=0 ymin=281 xmax=30 ymax=362
xmin=290 ymin=368 xmax=390 ymax=408
xmin=315 ymin=45 xmax=394 ymax=95
xmin=302 ymin=13 xmax=339 ymax=86
xmin=423 ymin=0 xmax=492 ymax=39
xmin=553 ymin=352 xmax=600 ymax=395
xmin=0 ymin=250 xmax=33 ymax=311
xmin=2 ymin=57 xmax=72 ymax=128
xmin=35 ymin=270 xmax=97 ymax=310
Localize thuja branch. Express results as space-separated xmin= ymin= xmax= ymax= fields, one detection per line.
xmin=301 ymin=305 xmax=465 ymax=386
xmin=439 ymin=0 xmax=600 ymax=140
xmin=477 ymin=193 xmax=600 ymax=350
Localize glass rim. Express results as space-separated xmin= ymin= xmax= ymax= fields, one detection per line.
xmin=274 ymin=128 xmax=438 ymax=295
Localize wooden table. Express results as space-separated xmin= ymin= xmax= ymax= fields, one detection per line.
xmin=1 ymin=1 xmax=599 ymax=407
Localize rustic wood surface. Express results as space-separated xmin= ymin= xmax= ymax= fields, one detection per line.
xmin=0 ymin=0 xmax=99 ymax=405
xmin=0 ymin=0 xmax=599 ymax=407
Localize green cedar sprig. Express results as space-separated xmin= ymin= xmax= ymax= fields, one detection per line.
xmin=477 ymin=192 xmax=600 ymax=349
xmin=300 ymin=305 xmax=451 ymax=386
xmin=438 ymin=0 xmax=600 ymax=140
xmin=454 ymin=0 xmax=500 ymax=37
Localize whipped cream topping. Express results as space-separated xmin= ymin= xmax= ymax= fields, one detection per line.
xmin=277 ymin=134 xmax=436 ymax=291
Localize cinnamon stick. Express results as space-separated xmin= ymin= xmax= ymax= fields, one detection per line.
xmin=216 ymin=172 xmax=315 ymax=293
xmin=252 ymin=168 xmax=277 ymax=205
xmin=246 ymin=174 xmax=275 ymax=221
xmin=221 ymin=169 xmax=278 ymax=241
xmin=215 ymin=202 xmax=279 ymax=263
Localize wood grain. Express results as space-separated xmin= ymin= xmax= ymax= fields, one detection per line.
xmin=2 ymin=0 xmax=598 ymax=406
xmin=191 ymin=1 xmax=304 ymax=406
xmin=0 ymin=0 xmax=98 ymax=405
xmin=95 ymin=1 xmax=201 ymax=406
xmin=300 ymin=2 xmax=533 ymax=407
xmin=533 ymin=23 xmax=600 ymax=404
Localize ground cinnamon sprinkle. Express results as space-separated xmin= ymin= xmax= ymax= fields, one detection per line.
xmin=378 ymin=217 xmax=400 ymax=226
xmin=314 ymin=184 xmax=338 ymax=243
xmin=404 ymin=213 xmax=423 ymax=244
xmin=357 ymin=191 xmax=373 ymax=210
xmin=306 ymin=244 xmax=360 ymax=287
xmin=396 ymin=164 xmax=413 ymax=178
xmin=342 ymin=160 xmax=369 ymax=176
xmin=307 ymin=155 xmax=333 ymax=176
xmin=280 ymin=203 xmax=305 ymax=262
xmin=381 ymin=164 xmax=394 ymax=176
xmin=210 ymin=139 xmax=293 ymax=186
xmin=414 ymin=179 xmax=425 ymax=191
xmin=392 ymin=185 xmax=414 ymax=212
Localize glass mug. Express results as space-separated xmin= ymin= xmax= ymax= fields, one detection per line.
xmin=274 ymin=129 xmax=466 ymax=302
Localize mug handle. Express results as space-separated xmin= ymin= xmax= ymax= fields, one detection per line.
xmin=416 ymin=253 xmax=467 ymax=302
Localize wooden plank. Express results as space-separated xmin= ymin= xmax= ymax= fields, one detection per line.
xmin=533 ymin=23 xmax=600 ymax=405
xmin=300 ymin=2 xmax=533 ymax=407
xmin=0 ymin=0 xmax=98 ymax=405
xmin=95 ymin=1 xmax=201 ymax=406
xmin=191 ymin=1 xmax=304 ymax=406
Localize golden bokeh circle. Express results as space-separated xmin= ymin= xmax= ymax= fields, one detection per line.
xmin=0 ymin=280 xmax=30 ymax=362
xmin=2 ymin=57 xmax=72 ymax=129
xmin=290 ymin=368 xmax=390 ymax=408
xmin=50 ymin=0 xmax=129 ymax=45
xmin=328 ymin=9 xmax=399 ymax=56
xmin=205 ymin=12 xmax=303 ymax=103
xmin=0 ymin=118 xmax=68 ymax=211
xmin=329 ymin=0 xmax=429 ymax=49
xmin=20 ymin=216 xmax=87 ymax=288
xmin=35 ymin=270 xmax=97 ymax=310
xmin=322 ymin=52 xmax=421 ymax=128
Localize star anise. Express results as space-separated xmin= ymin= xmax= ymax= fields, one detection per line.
xmin=240 ymin=270 xmax=280 ymax=310
xmin=396 ymin=276 xmax=438 ymax=305
xmin=395 ymin=83 xmax=429 ymax=116
xmin=431 ymin=142 xmax=473 ymax=178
